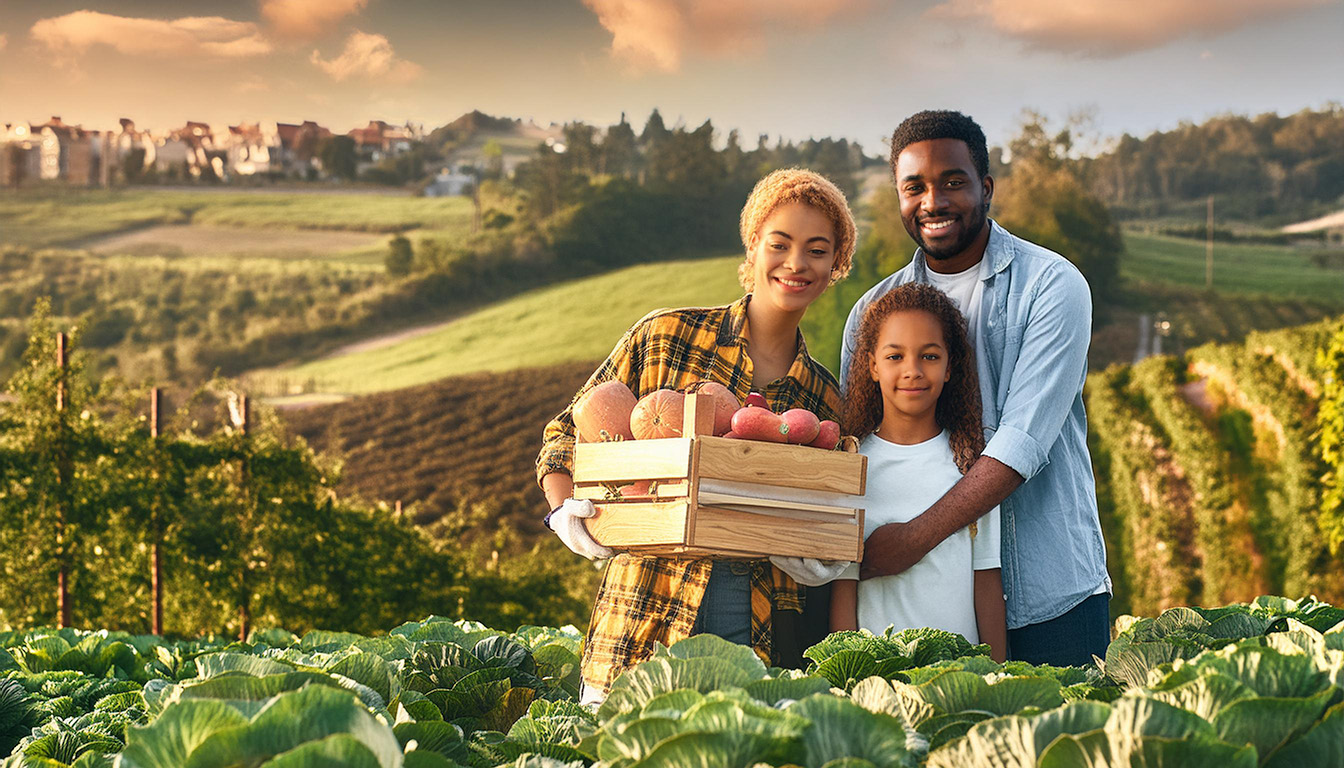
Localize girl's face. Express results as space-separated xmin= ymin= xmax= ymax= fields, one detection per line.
xmin=749 ymin=202 xmax=837 ymax=315
xmin=869 ymin=309 xmax=950 ymax=421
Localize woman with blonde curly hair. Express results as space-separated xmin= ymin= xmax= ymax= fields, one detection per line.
xmin=832 ymin=282 xmax=1007 ymax=661
xmin=536 ymin=168 xmax=856 ymax=702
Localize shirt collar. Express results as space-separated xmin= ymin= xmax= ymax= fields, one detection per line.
xmin=723 ymin=294 xmax=815 ymax=384
xmin=910 ymin=218 xmax=1014 ymax=281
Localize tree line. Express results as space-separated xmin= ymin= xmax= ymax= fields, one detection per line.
xmin=0 ymin=301 xmax=594 ymax=636
xmin=1076 ymin=105 xmax=1344 ymax=222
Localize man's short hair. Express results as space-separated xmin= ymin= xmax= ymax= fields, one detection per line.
xmin=889 ymin=111 xmax=989 ymax=179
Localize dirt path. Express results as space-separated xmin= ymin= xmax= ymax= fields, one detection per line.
xmin=85 ymin=224 xmax=385 ymax=259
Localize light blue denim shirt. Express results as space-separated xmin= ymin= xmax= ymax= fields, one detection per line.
xmin=841 ymin=220 xmax=1110 ymax=629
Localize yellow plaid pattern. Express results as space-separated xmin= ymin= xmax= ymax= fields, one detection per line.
xmin=536 ymin=295 xmax=842 ymax=692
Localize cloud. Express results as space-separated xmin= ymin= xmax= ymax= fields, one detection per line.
xmin=582 ymin=0 xmax=870 ymax=72
xmin=926 ymin=0 xmax=1331 ymax=56
xmin=235 ymin=75 xmax=271 ymax=94
xmin=310 ymin=30 xmax=422 ymax=83
xmin=261 ymin=0 xmax=368 ymax=41
xmin=0 ymin=34 xmax=7 ymax=52
xmin=30 ymin=10 xmax=271 ymax=58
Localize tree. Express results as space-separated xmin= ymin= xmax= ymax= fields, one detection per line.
xmin=385 ymin=235 xmax=413 ymax=276
xmin=482 ymin=139 xmax=504 ymax=180
xmin=600 ymin=118 xmax=637 ymax=178
xmin=318 ymin=136 xmax=358 ymax=181
xmin=995 ymin=114 xmax=1123 ymax=313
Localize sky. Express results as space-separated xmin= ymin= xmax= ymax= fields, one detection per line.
xmin=1 ymin=0 xmax=1341 ymax=154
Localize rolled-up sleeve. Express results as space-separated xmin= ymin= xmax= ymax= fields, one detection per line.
xmin=535 ymin=322 xmax=645 ymax=486
xmin=981 ymin=263 xmax=1092 ymax=482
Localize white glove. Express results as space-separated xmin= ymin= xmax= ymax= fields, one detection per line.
xmin=769 ymin=556 xmax=851 ymax=587
xmin=549 ymin=499 xmax=614 ymax=560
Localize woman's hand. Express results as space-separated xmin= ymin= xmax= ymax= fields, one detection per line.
xmin=549 ymin=498 xmax=614 ymax=560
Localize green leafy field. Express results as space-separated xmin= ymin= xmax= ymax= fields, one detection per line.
xmin=246 ymin=255 xmax=746 ymax=398
xmin=2 ymin=596 xmax=1342 ymax=767
xmin=1121 ymin=231 xmax=1344 ymax=303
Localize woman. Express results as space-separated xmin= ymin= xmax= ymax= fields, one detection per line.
xmin=535 ymin=168 xmax=857 ymax=700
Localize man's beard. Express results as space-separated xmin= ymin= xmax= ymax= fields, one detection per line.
xmin=912 ymin=206 xmax=989 ymax=261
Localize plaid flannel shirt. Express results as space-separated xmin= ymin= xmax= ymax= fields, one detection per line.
xmin=536 ymin=295 xmax=841 ymax=693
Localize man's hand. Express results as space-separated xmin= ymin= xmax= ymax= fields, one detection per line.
xmin=862 ymin=456 xmax=1024 ymax=580
xmin=860 ymin=520 xmax=933 ymax=580
xmin=768 ymin=556 xmax=850 ymax=586
xmin=549 ymin=499 xmax=614 ymax=560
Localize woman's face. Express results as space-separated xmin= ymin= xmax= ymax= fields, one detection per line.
xmin=869 ymin=309 xmax=950 ymax=422
xmin=750 ymin=202 xmax=837 ymax=315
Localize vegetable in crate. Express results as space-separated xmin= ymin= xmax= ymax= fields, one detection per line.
xmin=630 ymin=389 xmax=685 ymax=439
xmin=574 ymin=380 xmax=636 ymax=441
xmin=730 ymin=406 xmax=790 ymax=442
xmin=809 ymin=419 xmax=841 ymax=450
xmin=781 ymin=408 xmax=821 ymax=444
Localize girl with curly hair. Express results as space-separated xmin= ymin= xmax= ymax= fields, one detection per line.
xmin=831 ymin=282 xmax=1007 ymax=660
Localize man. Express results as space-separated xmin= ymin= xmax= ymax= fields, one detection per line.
xmin=841 ymin=110 xmax=1111 ymax=666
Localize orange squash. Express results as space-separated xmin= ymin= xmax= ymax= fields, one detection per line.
xmin=574 ymin=380 xmax=637 ymax=442
xmin=630 ymin=389 xmax=686 ymax=439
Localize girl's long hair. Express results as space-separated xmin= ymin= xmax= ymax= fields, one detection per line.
xmin=842 ymin=283 xmax=984 ymax=474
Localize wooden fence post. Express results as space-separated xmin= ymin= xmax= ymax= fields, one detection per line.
xmin=237 ymin=393 xmax=251 ymax=642
xmin=150 ymin=387 xmax=164 ymax=636
xmin=55 ymin=332 xmax=71 ymax=629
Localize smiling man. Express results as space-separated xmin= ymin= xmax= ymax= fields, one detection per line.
xmin=840 ymin=110 xmax=1111 ymax=666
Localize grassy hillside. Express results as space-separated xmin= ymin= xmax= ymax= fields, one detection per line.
xmin=1088 ymin=313 xmax=1344 ymax=616
xmin=1121 ymin=231 xmax=1344 ymax=302
xmin=247 ymin=254 xmax=746 ymax=397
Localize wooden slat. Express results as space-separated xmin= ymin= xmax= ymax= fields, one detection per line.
xmin=574 ymin=438 xmax=694 ymax=484
xmin=698 ymin=477 xmax=864 ymax=509
xmin=572 ymin=481 xmax=690 ymax=502
xmin=694 ymin=436 xmax=865 ymax=495
xmin=683 ymin=391 xmax=715 ymax=437
xmin=585 ymin=500 xmax=689 ymax=548
xmin=696 ymin=490 xmax=860 ymax=518
xmin=689 ymin=505 xmax=863 ymax=561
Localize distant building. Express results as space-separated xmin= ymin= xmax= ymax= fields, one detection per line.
xmin=225 ymin=120 xmax=330 ymax=178
xmin=16 ymin=117 xmax=103 ymax=186
xmin=0 ymin=122 xmax=43 ymax=186
xmin=423 ymin=168 xmax=475 ymax=197
xmin=1282 ymin=209 xmax=1344 ymax=247
xmin=160 ymin=120 xmax=223 ymax=180
xmin=348 ymin=120 xmax=420 ymax=163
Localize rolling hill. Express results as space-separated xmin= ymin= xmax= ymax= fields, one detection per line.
xmin=247 ymin=254 xmax=746 ymax=398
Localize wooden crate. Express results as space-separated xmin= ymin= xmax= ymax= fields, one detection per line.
xmin=572 ymin=392 xmax=866 ymax=561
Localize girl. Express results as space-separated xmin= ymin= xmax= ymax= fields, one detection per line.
xmin=536 ymin=169 xmax=858 ymax=700
xmin=831 ymin=283 xmax=1007 ymax=661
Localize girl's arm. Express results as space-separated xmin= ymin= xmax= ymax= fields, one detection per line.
xmin=974 ymin=568 xmax=1007 ymax=662
xmin=830 ymin=579 xmax=858 ymax=632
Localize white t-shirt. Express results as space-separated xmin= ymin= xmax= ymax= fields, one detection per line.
xmin=925 ymin=258 xmax=987 ymax=351
xmin=838 ymin=430 xmax=1000 ymax=643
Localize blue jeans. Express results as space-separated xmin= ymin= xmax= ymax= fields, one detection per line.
xmin=1007 ymin=592 xmax=1110 ymax=667
xmin=692 ymin=560 xmax=752 ymax=645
